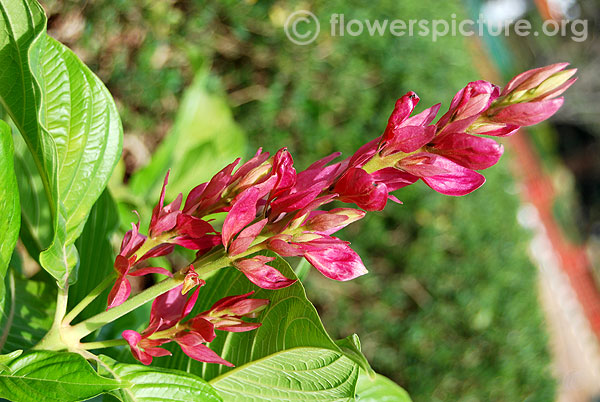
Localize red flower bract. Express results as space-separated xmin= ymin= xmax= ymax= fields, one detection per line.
xmin=123 ymin=285 xmax=269 ymax=366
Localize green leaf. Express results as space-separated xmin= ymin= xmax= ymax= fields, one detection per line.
xmin=11 ymin=131 xmax=52 ymax=262
xmin=210 ymin=347 xmax=358 ymax=401
xmin=0 ymin=270 xmax=56 ymax=352
xmin=158 ymin=252 xmax=368 ymax=400
xmin=128 ymin=71 xmax=245 ymax=199
xmin=355 ymin=372 xmax=412 ymax=402
xmin=0 ymin=120 xmax=20 ymax=302
xmin=37 ymin=35 xmax=122 ymax=284
xmin=0 ymin=351 xmax=120 ymax=402
xmin=68 ymin=190 xmax=119 ymax=323
xmin=99 ymin=355 xmax=222 ymax=402
xmin=0 ymin=0 xmax=122 ymax=284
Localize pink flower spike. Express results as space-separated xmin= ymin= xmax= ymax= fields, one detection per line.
xmin=229 ymin=218 xmax=268 ymax=256
xmin=491 ymin=98 xmax=564 ymax=126
xmin=149 ymin=171 xmax=183 ymax=238
xmin=430 ymin=133 xmax=504 ymax=170
xmin=175 ymin=332 xmax=234 ymax=367
xmin=234 ymin=256 xmax=297 ymax=289
xmin=222 ymin=187 xmax=261 ymax=248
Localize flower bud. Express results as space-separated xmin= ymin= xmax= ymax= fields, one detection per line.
xmin=182 ymin=265 xmax=205 ymax=295
xmin=506 ymin=68 xmax=577 ymax=103
xmin=437 ymin=81 xmax=500 ymax=132
xmin=305 ymin=208 xmax=366 ymax=234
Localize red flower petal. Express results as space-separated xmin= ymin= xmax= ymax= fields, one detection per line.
xmin=234 ymin=256 xmax=296 ymax=290
xmin=431 ymin=133 xmax=504 ymax=170
xmin=400 ymin=153 xmax=486 ymax=196
xmin=175 ymin=333 xmax=234 ymax=367
xmin=222 ymin=187 xmax=260 ymax=247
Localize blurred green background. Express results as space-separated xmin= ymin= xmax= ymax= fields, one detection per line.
xmin=39 ymin=0 xmax=581 ymax=400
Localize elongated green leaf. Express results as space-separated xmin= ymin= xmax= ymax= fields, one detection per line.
xmin=210 ymin=347 xmax=358 ymax=401
xmin=0 ymin=270 xmax=55 ymax=352
xmin=0 ymin=120 xmax=20 ymax=303
xmin=0 ymin=0 xmax=62 ymax=280
xmin=11 ymin=130 xmax=52 ymax=262
xmin=0 ymin=351 xmax=120 ymax=402
xmin=68 ymin=190 xmax=119 ymax=323
xmin=355 ymin=372 xmax=412 ymax=402
xmin=0 ymin=0 xmax=122 ymax=284
xmin=128 ymin=71 xmax=245 ymax=199
xmin=156 ymin=252 xmax=369 ymax=400
xmin=99 ymin=356 xmax=222 ymax=402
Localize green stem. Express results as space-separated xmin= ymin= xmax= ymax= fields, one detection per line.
xmin=70 ymin=276 xmax=185 ymax=340
xmin=63 ymin=274 xmax=116 ymax=325
xmin=80 ymin=339 xmax=127 ymax=350
xmin=69 ymin=255 xmax=232 ymax=339
xmin=55 ymin=284 xmax=69 ymax=326
xmin=33 ymin=284 xmax=70 ymax=351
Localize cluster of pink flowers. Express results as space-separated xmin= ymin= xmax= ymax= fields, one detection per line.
xmin=123 ymin=282 xmax=268 ymax=366
xmin=113 ymin=63 xmax=576 ymax=366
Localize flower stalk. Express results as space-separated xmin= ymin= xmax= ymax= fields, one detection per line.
xmin=31 ymin=63 xmax=577 ymax=367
